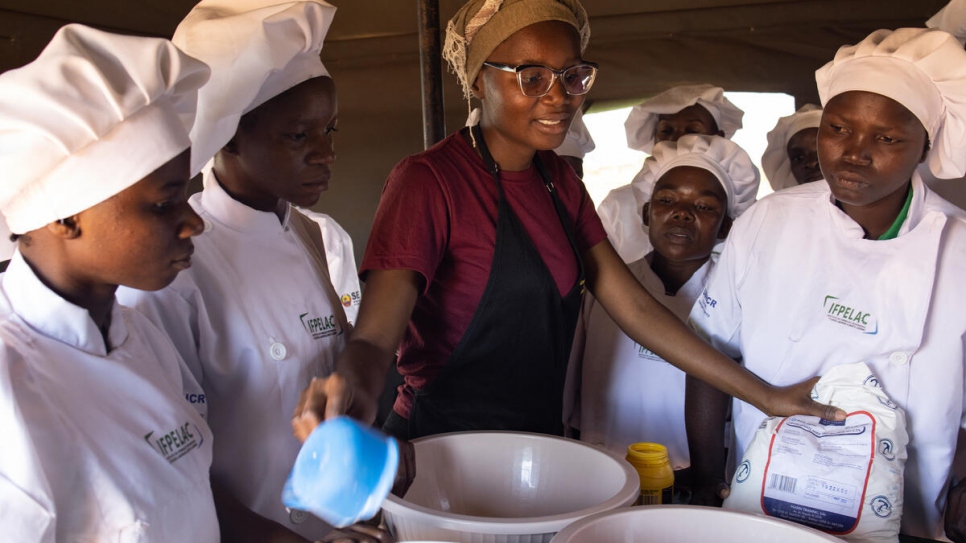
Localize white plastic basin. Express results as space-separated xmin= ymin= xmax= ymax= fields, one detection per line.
xmin=550 ymin=505 xmax=847 ymax=542
xmin=382 ymin=431 xmax=640 ymax=543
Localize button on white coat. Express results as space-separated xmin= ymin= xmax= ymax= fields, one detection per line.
xmin=289 ymin=508 xmax=308 ymax=524
xmin=203 ymin=219 xmax=213 ymax=233
xmin=270 ymin=342 xmax=287 ymax=361
xmin=889 ymin=352 xmax=909 ymax=366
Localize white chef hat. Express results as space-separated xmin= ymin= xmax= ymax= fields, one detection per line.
xmin=554 ymin=109 xmax=596 ymax=159
xmin=761 ymin=104 xmax=823 ymax=191
xmin=631 ymin=135 xmax=760 ymax=219
xmin=816 ymin=27 xmax=966 ymax=179
xmin=927 ymin=0 xmax=966 ymax=44
xmin=173 ymin=0 xmax=336 ymax=175
xmin=0 ymin=24 xmax=209 ymax=235
xmin=624 ymin=84 xmax=744 ymax=154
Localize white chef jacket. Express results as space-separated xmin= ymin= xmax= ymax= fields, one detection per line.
xmin=295 ymin=207 xmax=361 ymax=325
xmin=597 ymin=183 xmax=653 ymax=264
xmin=0 ymin=252 xmax=218 ymax=543
xmin=118 ymin=169 xmax=348 ymax=540
xmin=563 ymin=256 xmax=711 ymax=469
xmin=689 ymin=174 xmax=966 ymax=540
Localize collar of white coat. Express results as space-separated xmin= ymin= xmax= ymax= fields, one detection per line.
xmin=639 ymin=253 xmax=713 ymax=309
xmin=2 ymin=251 xmax=128 ymax=356
xmin=824 ymin=171 xmax=931 ymax=239
xmin=198 ymin=161 xmax=293 ymax=234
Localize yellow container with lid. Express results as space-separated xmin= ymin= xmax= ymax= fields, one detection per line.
xmin=626 ymin=442 xmax=674 ymax=505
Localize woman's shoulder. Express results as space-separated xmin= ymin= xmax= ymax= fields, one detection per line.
xmin=720 ymin=183 xmax=827 ymax=251
xmin=0 ymin=324 xmax=26 ymax=374
xmin=385 ymin=131 xmax=490 ymax=199
xmin=760 ymin=181 xmax=829 ymax=207
xmin=924 ymin=193 xmax=966 ymax=253
xmin=734 ymin=182 xmax=827 ymax=225
xmin=398 ymin=131 xmax=476 ymax=171
xmin=922 ymin=184 xmax=966 ymax=223
xmin=0 ymin=294 xmax=39 ymax=361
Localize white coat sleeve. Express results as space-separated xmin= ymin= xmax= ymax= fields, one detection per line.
xmin=0 ymin=475 xmax=55 ymax=543
xmin=317 ymin=214 xmax=362 ymax=326
xmin=687 ymin=204 xmax=767 ymax=361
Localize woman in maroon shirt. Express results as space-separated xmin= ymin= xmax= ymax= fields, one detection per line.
xmin=293 ymin=0 xmax=841 ymax=446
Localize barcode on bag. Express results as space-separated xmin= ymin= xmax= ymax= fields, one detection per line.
xmin=767 ymin=474 xmax=797 ymax=493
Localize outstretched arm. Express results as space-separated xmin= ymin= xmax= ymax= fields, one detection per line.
xmin=685 ymin=374 xmax=732 ymax=507
xmin=582 ymin=240 xmax=840 ymax=420
xmin=293 ymin=269 xmax=421 ymax=437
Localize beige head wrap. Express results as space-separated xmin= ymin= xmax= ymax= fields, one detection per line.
xmin=443 ymin=0 xmax=590 ymax=99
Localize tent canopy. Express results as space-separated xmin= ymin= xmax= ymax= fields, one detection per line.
xmin=0 ymin=0 xmax=947 ymax=259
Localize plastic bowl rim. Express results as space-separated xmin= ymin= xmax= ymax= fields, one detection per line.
xmin=549 ymin=505 xmax=848 ymax=542
xmin=382 ymin=430 xmax=640 ymax=535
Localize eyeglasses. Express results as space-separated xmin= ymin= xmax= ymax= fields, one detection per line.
xmin=482 ymin=61 xmax=599 ymax=97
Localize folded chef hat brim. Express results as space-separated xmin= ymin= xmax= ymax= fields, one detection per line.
xmin=624 ymin=84 xmax=745 ymax=153
xmin=761 ymin=104 xmax=823 ymax=191
xmin=631 ymin=134 xmax=760 ymax=219
xmin=10 ymin=102 xmax=191 ymax=234
xmin=816 ymin=27 xmax=966 ymax=179
xmin=0 ymin=24 xmax=208 ymax=234
xmin=173 ymin=0 xmax=336 ymax=175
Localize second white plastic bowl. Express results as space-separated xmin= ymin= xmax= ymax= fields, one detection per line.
xmin=550 ymin=505 xmax=847 ymax=542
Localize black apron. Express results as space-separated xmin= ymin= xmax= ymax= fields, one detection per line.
xmin=406 ymin=125 xmax=585 ymax=439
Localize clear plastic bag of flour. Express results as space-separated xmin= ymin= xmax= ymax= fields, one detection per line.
xmin=724 ymin=362 xmax=907 ymax=543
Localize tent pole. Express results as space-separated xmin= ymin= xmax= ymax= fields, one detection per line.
xmin=417 ymin=0 xmax=445 ymax=148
